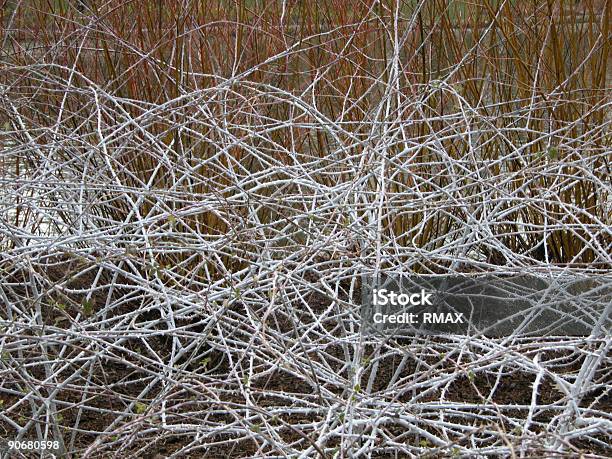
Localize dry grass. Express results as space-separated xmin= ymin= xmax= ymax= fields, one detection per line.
xmin=2 ymin=0 xmax=610 ymax=268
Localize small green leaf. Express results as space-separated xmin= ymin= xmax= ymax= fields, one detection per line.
xmin=353 ymin=383 xmax=361 ymax=393
xmin=167 ymin=214 xmax=176 ymax=225
xmin=419 ymin=438 xmax=430 ymax=448
xmin=82 ymin=299 xmax=93 ymax=316
xmin=250 ymin=423 xmax=261 ymax=433
xmin=134 ymin=402 xmax=147 ymax=414
xmin=548 ymin=147 xmax=559 ymax=160
xmin=467 ymin=370 xmax=475 ymax=382
xmin=200 ymin=357 xmax=211 ymax=368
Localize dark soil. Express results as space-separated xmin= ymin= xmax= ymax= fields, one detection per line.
xmin=0 ymin=258 xmax=609 ymax=458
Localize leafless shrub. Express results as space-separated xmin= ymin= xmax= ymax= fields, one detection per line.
xmin=0 ymin=1 xmax=610 ymax=457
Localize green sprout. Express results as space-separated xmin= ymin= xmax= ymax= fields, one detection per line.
xmin=81 ymin=299 xmax=94 ymax=316
xmin=134 ymin=402 xmax=147 ymax=414
xmin=419 ymin=438 xmax=431 ymax=448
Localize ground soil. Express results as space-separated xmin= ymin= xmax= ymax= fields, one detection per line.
xmin=0 ymin=259 xmax=609 ymax=458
